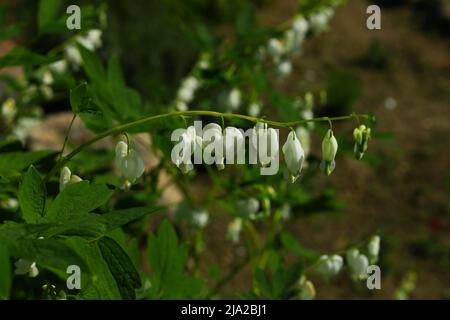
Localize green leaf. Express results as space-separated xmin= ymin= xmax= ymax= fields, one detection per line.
xmin=64 ymin=237 xmax=121 ymax=299
xmin=146 ymin=220 xmax=204 ymax=299
xmin=0 ymin=150 xmax=57 ymax=172
xmin=78 ymin=45 xmax=106 ymax=83
xmin=70 ymin=82 xmax=88 ymax=114
xmin=280 ymin=231 xmax=319 ymax=262
xmin=0 ymin=244 xmax=11 ymax=299
xmin=9 ymin=238 xmax=86 ymax=272
xmin=98 ymin=237 xmax=141 ymax=299
xmin=44 ymin=181 xmax=112 ymax=221
xmin=0 ymin=47 xmax=55 ymax=68
xmin=37 ymin=0 xmax=62 ymax=33
xmin=18 ymin=166 xmax=46 ymax=224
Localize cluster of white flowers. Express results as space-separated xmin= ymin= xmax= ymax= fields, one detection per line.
xmin=115 ymin=140 xmax=145 ymax=186
xmin=65 ymin=29 xmax=103 ymax=68
xmin=175 ymin=76 xmax=201 ymax=111
xmin=59 ymin=166 xmax=83 ymax=191
xmin=308 ymin=8 xmax=335 ymax=33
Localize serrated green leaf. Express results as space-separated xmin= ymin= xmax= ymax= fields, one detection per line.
xmin=64 ymin=237 xmax=121 ymax=299
xmin=18 ymin=166 xmax=46 ymax=224
xmin=44 ymin=181 xmax=112 ymax=221
xmin=98 ymin=237 xmax=141 ymax=299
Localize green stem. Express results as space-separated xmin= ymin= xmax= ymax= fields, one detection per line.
xmin=45 ymin=110 xmax=372 ymax=181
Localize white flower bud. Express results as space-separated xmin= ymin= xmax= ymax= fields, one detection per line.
xmin=292 ymin=16 xmax=308 ymax=37
xmin=14 ymin=259 xmax=39 ymax=278
xmin=59 ymin=166 xmax=72 ymax=191
xmin=49 ymin=60 xmax=67 ymax=74
xmin=353 ymin=125 xmax=371 ymax=160
xmin=248 ymin=101 xmax=261 ymax=117
xmin=277 ymin=60 xmax=292 ymax=77
xmin=267 ymin=38 xmax=285 ymax=61
xmin=282 ymin=131 xmax=305 ymax=183
xmin=346 ymin=248 xmax=369 ymax=280
xmin=320 ymin=129 xmax=338 ymax=175
xmin=368 ymin=235 xmax=381 ymax=263
xmin=65 ymin=45 xmax=82 ymax=66
xmin=298 ymin=276 xmax=315 ymax=300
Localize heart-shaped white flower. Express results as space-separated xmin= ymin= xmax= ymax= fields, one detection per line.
xmin=282 ymin=130 xmax=305 ymax=183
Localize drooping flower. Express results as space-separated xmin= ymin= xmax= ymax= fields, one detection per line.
xmin=251 ymin=122 xmax=279 ymax=167
xmin=282 ymin=130 xmax=305 ymax=183
xmin=353 ymin=125 xmax=371 ymax=160
xmin=115 ymin=140 xmax=145 ymax=182
xmin=346 ymin=248 xmax=369 ymax=280
xmin=14 ymin=259 xmax=39 ymax=278
xmin=320 ymin=129 xmax=338 ymax=175
xmin=316 ymin=254 xmax=343 ymax=277
xmin=227 ymin=218 xmax=243 ymax=243
xmin=236 ymin=198 xmax=260 ymax=219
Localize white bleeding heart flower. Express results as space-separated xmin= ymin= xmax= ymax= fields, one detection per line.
xmin=251 ymin=122 xmax=279 ymax=167
xmin=248 ymin=101 xmax=262 ymax=117
xmin=115 ymin=140 xmax=145 ymax=182
xmin=282 ymin=130 xmax=305 ymax=183
xmin=267 ymin=38 xmax=285 ymax=62
xmin=14 ymin=259 xmax=39 ymax=278
xmin=277 ymin=60 xmax=292 ymax=77
xmin=316 ymin=254 xmax=343 ymax=277
xmin=346 ymin=248 xmax=369 ymax=280
xmin=227 ymin=88 xmax=241 ymax=111
xmin=236 ymin=198 xmax=260 ymax=219
xmin=320 ymin=129 xmax=338 ymax=175
xmin=192 ymin=209 xmax=209 ymax=228
xmin=292 ymin=16 xmax=309 ymax=38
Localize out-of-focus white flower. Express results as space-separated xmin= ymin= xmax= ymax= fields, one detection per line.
xmin=384 ymin=97 xmax=397 ymax=111
xmin=14 ymin=259 xmax=39 ymax=278
xmin=115 ymin=140 xmax=145 ymax=183
xmin=277 ymin=60 xmax=292 ymax=77
xmin=304 ymin=92 xmax=314 ymax=110
xmin=42 ymin=71 xmax=54 ymax=85
xmin=77 ymin=29 xmax=103 ymax=51
xmin=282 ymin=130 xmax=305 ymax=183
xmin=280 ymin=204 xmax=291 ymax=221
xmin=346 ymin=248 xmax=369 ymax=280
xmin=248 ymin=101 xmax=261 ymax=117
xmin=309 ymin=8 xmax=334 ymax=33
xmin=236 ymin=198 xmax=260 ymax=219
xmin=197 ymin=52 xmax=211 ymax=70
xmin=176 ymin=76 xmax=201 ymax=109
xmin=227 ymin=218 xmax=243 ymax=243
xmin=11 ymin=117 xmax=41 ymax=144
xmin=49 ymin=60 xmax=68 ymax=74
xmin=320 ymin=129 xmax=338 ymax=176
xmin=192 ymin=209 xmax=209 ymax=228
xmin=40 ymin=85 xmax=54 ymax=100
xmin=267 ymin=38 xmax=285 ymax=61
xmin=227 ymin=88 xmax=241 ymax=111
xmin=1 ymin=98 xmax=17 ymax=124
xmin=316 ymin=254 xmax=343 ymax=277
xmin=65 ymin=45 xmax=82 ymax=66
xmin=251 ymin=122 xmax=279 ymax=167
xmin=0 ymin=198 xmax=19 ymax=210
xmin=368 ymin=235 xmax=381 ymax=263
xmin=292 ymin=16 xmax=309 ymax=38
xmin=300 ymin=109 xmax=314 ymax=129
xmin=298 ymin=276 xmax=315 ymax=300
xmin=175 ymin=100 xmax=188 ymax=111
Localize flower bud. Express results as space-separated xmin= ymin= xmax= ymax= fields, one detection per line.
xmin=353 ymin=125 xmax=371 ymax=160
xmin=298 ymin=276 xmax=316 ymax=300
xmin=346 ymin=248 xmax=369 ymax=280
xmin=368 ymin=235 xmax=381 ymax=263
xmin=59 ymin=166 xmax=72 ymax=191
xmin=320 ymin=129 xmax=338 ymax=175
xmin=282 ymin=131 xmax=305 ymax=183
